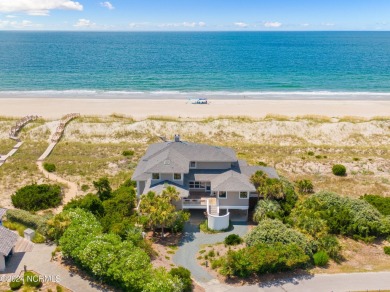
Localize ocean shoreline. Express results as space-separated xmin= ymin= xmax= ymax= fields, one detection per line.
xmin=1 ymin=97 xmax=390 ymax=119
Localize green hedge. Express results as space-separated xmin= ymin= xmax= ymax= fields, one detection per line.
xmin=362 ymin=195 xmax=390 ymax=216
xmin=221 ymin=243 xmax=309 ymax=278
xmin=11 ymin=184 xmax=62 ymax=211
xmin=6 ymin=209 xmax=50 ymax=235
xmin=313 ymin=251 xmax=329 ymax=266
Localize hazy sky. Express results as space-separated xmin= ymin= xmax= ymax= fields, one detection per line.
xmin=0 ymin=0 xmax=389 ymax=31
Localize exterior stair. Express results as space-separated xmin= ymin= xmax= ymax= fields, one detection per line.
xmin=209 ymin=205 xmax=219 ymax=215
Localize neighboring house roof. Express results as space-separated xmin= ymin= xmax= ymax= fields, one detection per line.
xmin=132 ymin=140 xmax=237 ymax=180
xmin=143 ymin=179 xmax=189 ymax=198
xmin=211 ymin=170 xmax=256 ymax=192
xmin=0 ymin=208 xmax=6 ymax=220
xmin=0 ymin=226 xmax=18 ymax=256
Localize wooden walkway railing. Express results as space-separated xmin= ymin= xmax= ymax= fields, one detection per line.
xmin=38 ymin=113 xmax=79 ymax=161
xmin=0 ymin=115 xmax=39 ymax=167
xmin=9 ymin=115 xmax=39 ymax=141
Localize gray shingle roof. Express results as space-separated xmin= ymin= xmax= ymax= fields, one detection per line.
xmin=0 ymin=226 xmax=18 ymax=256
xmin=211 ymin=170 xmax=256 ymax=192
xmin=143 ymin=180 xmax=189 ymax=198
xmin=132 ymin=141 xmax=237 ymax=180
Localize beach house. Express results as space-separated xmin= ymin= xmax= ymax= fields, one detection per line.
xmin=132 ymin=135 xmax=278 ymax=230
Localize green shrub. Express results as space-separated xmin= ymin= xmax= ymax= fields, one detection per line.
xmin=11 ymin=184 xmax=62 ymax=211
xmin=295 ymin=179 xmax=314 ymax=194
xmin=81 ymin=184 xmax=89 ymax=192
xmin=6 ymin=209 xmax=50 ymax=235
xmin=362 ymin=195 xmax=390 ymax=216
xmin=245 ymin=219 xmax=312 ymax=256
xmin=64 ymin=194 xmax=104 ymax=217
xmin=384 ymin=246 xmax=390 ymax=255
xmin=221 ymin=243 xmax=309 ymax=278
xmin=56 ymin=286 xmax=63 ymax=292
xmin=307 ymin=151 xmax=315 ymax=156
xmin=43 ymin=162 xmax=56 ymax=172
xmin=313 ymin=251 xmax=329 ymax=266
xmin=9 ymin=278 xmax=23 ymax=290
xmin=253 ymin=200 xmax=282 ymax=222
xmin=224 ymin=234 xmax=243 ymax=246
xmin=24 ymin=271 xmax=42 ymax=288
xmin=122 ymin=150 xmax=135 ymax=157
xmin=32 ymin=232 xmax=46 ymax=244
xmin=279 ymin=177 xmax=298 ymax=215
xmin=316 ymin=235 xmax=342 ymax=260
xmin=291 ymin=191 xmax=383 ymax=240
xmin=332 ymin=164 xmax=347 ymax=176
xmin=211 ymin=258 xmax=225 ymax=269
xmin=169 ymin=266 xmax=192 ymax=292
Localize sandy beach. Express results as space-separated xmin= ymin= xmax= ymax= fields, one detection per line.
xmin=1 ymin=97 xmax=390 ymax=119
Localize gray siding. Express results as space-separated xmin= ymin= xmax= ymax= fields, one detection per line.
xmin=151 ymin=173 xmax=184 ymax=186
xmin=138 ymin=181 xmax=146 ymax=196
xmin=218 ymin=191 xmax=249 ymax=207
xmin=196 ymin=162 xmax=231 ymax=170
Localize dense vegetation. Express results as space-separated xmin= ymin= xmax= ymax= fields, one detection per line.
xmin=245 ymin=219 xmax=313 ymax=257
xmin=46 ymin=178 xmax=191 ymax=291
xmin=362 ymin=194 xmax=390 ymax=216
xmin=220 ymin=243 xmax=309 ymax=278
xmin=212 ymin=175 xmax=390 ymax=279
xmin=6 ymin=209 xmax=50 ymax=235
xmin=55 ymin=208 xmax=183 ymax=291
xmin=139 ymin=186 xmax=190 ymax=236
xmin=11 ymin=184 xmax=62 ymax=211
xmin=290 ymin=191 xmax=387 ymax=241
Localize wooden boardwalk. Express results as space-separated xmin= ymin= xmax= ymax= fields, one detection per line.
xmin=0 ymin=115 xmax=38 ymax=167
xmin=38 ymin=113 xmax=79 ymax=162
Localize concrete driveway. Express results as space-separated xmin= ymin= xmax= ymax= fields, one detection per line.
xmin=173 ymin=214 xmax=248 ymax=283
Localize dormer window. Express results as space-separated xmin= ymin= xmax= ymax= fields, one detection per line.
xmin=173 ymin=173 xmax=182 ymax=180
xmin=190 ymin=161 xmax=196 ymax=168
xmin=152 ymin=173 xmax=160 ymax=180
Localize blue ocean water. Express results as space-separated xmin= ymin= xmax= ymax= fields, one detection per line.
xmin=0 ymin=31 xmax=390 ymax=98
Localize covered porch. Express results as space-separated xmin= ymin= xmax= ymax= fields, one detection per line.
xmin=182 ymin=192 xmax=216 ymax=209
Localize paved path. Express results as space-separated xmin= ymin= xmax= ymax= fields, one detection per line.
xmin=36 ymin=161 xmax=79 ymax=213
xmin=3 ymin=244 xmax=107 ymax=292
xmin=172 ymin=219 xmax=248 ymax=283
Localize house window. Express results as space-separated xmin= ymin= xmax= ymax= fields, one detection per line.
xmin=239 ymin=192 xmax=248 ymax=199
xmin=152 ymin=173 xmax=160 ymax=180
xmin=189 ymin=181 xmax=206 ymax=189
xmin=218 ymin=191 xmax=227 ymax=199
xmin=190 ymin=161 xmax=196 ymax=168
xmin=173 ymin=173 xmax=182 ymax=180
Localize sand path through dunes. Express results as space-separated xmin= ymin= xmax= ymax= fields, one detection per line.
xmin=36 ymin=161 xmax=78 ymax=213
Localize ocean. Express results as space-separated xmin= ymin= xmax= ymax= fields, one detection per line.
xmin=1 ymin=31 xmax=390 ymax=99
